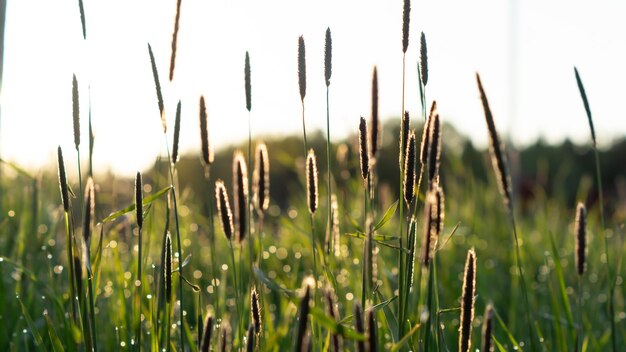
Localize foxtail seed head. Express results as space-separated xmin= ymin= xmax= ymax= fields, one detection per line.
xmin=325 ymin=290 xmax=341 ymax=351
xmin=402 ymin=0 xmax=410 ymax=53
xmin=135 ymin=172 xmax=143 ymax=229
xmin=171 ymin=100 xmax=181 ymax=165
xmin=298 ymin=36 xmax=307 ymax=101
xmin=420 ymin=32 xmax=428 ymax=86
xmin=200 ymin=314 xmax=213 ymax=352
xmin=295 ymin=283 xmax=311 ymax=351
xmin=354 ymin=303 xmax=365 ymax=352
xmin=82 ymin=177 xmax=95 ymax=245
xmin=403 ymin=131 xmax=416 ymax=206
xmin=72 ymin=74 xmax=80 ymax=149
xmin=251 ymin=287 xmax=262 ymax=334
xmin=368 ymin=310 xmax=378 ymax=352
xmin=253 ymin=143 xmax=270 ymax=212
xmin=459 ymin=248 xmax=477 ymax=352
xmin=358 ymin=117 xmax=370 ymax=181
xmin=575 ymin=202 xmax=587 ymax=275
xmin=481 ymin=304 xmax=494 ymax=352
xmin=233 ymin=152 xmax=249 ymax=242
xmin=306 ymin=149 xmax=319 ymax=214
xmin=147 ymin=44 xmax=166 ymax=133
xmin=370 ymin=67 xmax=380 ymax=158
xmin=246 ymin=323 xmax=255 ymax=352
xmin=421 ymin=190 xmax=437 ymax=266
xmin=57 ymin=146 xmax=70 ymax=212
xmin=199 ymin=96 xmax=214 ymax=165
xmin=245 ymin=51 xmax=252 ymax=111
xmin=168 ymin=0 xmax=182 ymax=81
xmin=420 ymin=102 xmax=437 ymax=165
xmin=427 ymin=107 xmax=441 ymax=186
xmin=476 ymin=73 xmax=512 ymax=212
xmin=400 ymin=111 xmax=410 ymax=167
xmin=215 ymin=180 xmax=234 ymax=241
xmin=325 ymin=28 xmax=332 ymax=87
xmin=164 ymin=232 xmax=173 ymax=303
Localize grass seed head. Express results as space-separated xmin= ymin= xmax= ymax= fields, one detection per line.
xmin=233 ymin=152 xmax=249 ymax=242
xmin=251 ymin=287 xmax=262 ymax=334
xmin=407 ymin=216 xmax=417 ymax=289
xmin=171 ymin=100 xmax=181 ymax=165
xmin=245 ymin=51 xmax=252 ymax=111
xmin=359 ymin=116 xmax=370 ymax=181
xmin=325 ymin=289 xmax=342 ymax=351
xmin=246 ymin=323 xmax=255 ymax=352
xmin=421 ymin=190 xmax=438 ymax=266
xmin=253 ymin=143 xmax=270 ymax=212
xmin=164 ymin=232 xmax=173 ymax=303
xmin=298 ymin=36 xmax=307 ymax=101
xmin=575 ymin=202 xmax=587 ymax=275
xmin=147 ymin=43 xmax=166 ymax=133
xmin=427 ymin=107 xmax=442 ymax=186
xmin=295 ymin=283 xmax=311 ymax=351
xmin=368 ymin=310 xmax=378 ymax=352
xmin=215 ymin=180 xmax=234 ymax=241
xmin=574 ymin=67 xmax=596 ymax=146
xmin=403 ymin=131 xmax=416 ymax=206
xmin=135 ymin=172 xmax=143 ymax=229
xmin=420 ymin=101 xmax=437 ymax=165
xmin=354 ymin=302 xmax=365 ymax=352
xmin=420 ymin=32 xmax=428 ymax=86
xmin=200 ymin=314 xmax=213 ymax=352
xmin=220 ymin=322 xmax=231 ymax=352
xmin=481 ymin=304 xmax=494 ymax=352
xmin=476 ymin=73 xmax=512 ymax=212
xmin=199 ymin=96 xmax=214 ymax=165
xmin=57 ymin=146 xmax=70 ymax=212
xmin=82 ymin=177 xmax=95 ymax=245
xmin=325 ymin=28 xmax=332 ymax=86
xmin=402 ymin=0 xmax=410 ymax=53
xmin=169 ymin=0 xmax=182 ymax=81
xmin=400 ymin=111 xmax=410 ymax=167
xmin=306 ymin=149 xmax=319 ymax=214
xmin=459 ymin=248 xmax=477 ymax=352
xmin=370 ymin=67 xmax=380 ymax=157
xmin=72 ymin=74 xmax=80 ymax=149
xmin=434 ymin=183 xmax=445 ymax=235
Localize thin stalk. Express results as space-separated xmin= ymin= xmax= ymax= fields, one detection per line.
xmin=77 ymin=151 xmax=83 ymax=213
xmin=137 ymin=225 xmax=143 ymax=350
xmin=86 ymin=246 xmax=98 ymax=352
xmin=361 ymin=185 xmax=368 ymax=310
xmin=397 ymin=52 xmax=406 ymax=341
xmin=326 ymin=86 xmax=332 ymax=271
xmin=301 ymin=101 xmax=308 ymax=157
xmin=64 ymin=212 xmax=78 ymax=322
xmin=228 ymin=239 xmax=243 ymax=347
xmin=204 ymin=166 xmax=221 ymax=320
xmin=309 ymin=214 xmax=319 ymax=349
xmin=423 ymin=262 xmax=434 ymax=352
xmin=248 ymin=111 xmax=254 ymax=284
xmin=165 ymin=298 xmax=171 ymax=352
xmin=163 ymin=134 xmax=185 ymax=351
xmin=510 ymin=216 xmax=535 ymax=352
xmin=432 ymin=252 xmax=441 ymax=351
xmin=593 ymin=148 xmax=616 ymax=352
xmin=576 ymin=275 xmax=583 ymax=352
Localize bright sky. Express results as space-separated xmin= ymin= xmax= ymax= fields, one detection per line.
xmin=2 ymin=0 xmax=625 ymax=176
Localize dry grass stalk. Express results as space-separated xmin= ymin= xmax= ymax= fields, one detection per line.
xmin=135 ymin=172 xmax=143 ymax=229
xmin=253 ymin=143 xmax=270 ymax=212
xmin=370 ymin=67 xmax=380 ymax=158
xmin=306 ymin=149 xmax=319 ymax=214
xmin=298 ymin=36 xmax=306 ymax=101
xmin=325 ymin=28 xmax=332 ymax=86
xmin=575 ymin=202 xmax=587 ymax=275
xmin=420 ymin=32 xmax=428 ymax=86
xmin=481 ymin=304 xmax=494 ymax=352
xmin=57 ymin=147 xmax=70 ymax=212
xmin=168 ymin=0 xmax=182 ymax=81
xmin=403 ymin=130 xmax=416 ymax=206
xmin=359 ymin=117 xmax=370 ymax=181
xmin=199 ymin=96 xmax=214 ymax=165
xmin=171 ymin=100 xmax=181 ymax=165
xmin=251 ymin=287 xmax=262 ymax=335
xmin=402 ymin=0 xmax=410 ymax=53
xmin=245 ymin=51 xmax=252 ymax=111
xmin=215 ymin=180 xmax=234 ymax=241
xmin=476 ymin=73 xmax=512 ymax=212
xmin=459 ymin=248 xmax=477 ymax=352
xmin=200 ymin=314 xmax=213 ymax=352
xmin=72 ymin=74 xmax=80 ymax=149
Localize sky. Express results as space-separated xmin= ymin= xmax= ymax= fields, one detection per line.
xmin=2 ymin=0 xmax=626 ymax=176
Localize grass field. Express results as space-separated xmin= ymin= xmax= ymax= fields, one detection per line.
xmin=0 ymin=1 xmax=624 ymax=351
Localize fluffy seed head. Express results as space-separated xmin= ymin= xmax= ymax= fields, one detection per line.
xmin=368 ymin=310 xmax=378 ymax=352
xmin=135 ymin=172 xmax=143 ymax=229
xmin=421 ymin=190 xmax=438 ymax=266
xmin=298 ymin=36 xmax=306 ymax=101
xmin=403 ymin=131 xmax=416 ymax=206
xmin=215 ymin=180 xmax=234 ymax=241
xmin=220 ymin=322 xmax=230 ymax=352
xmin=253 ymin=143 xmax=270 ymax=212
xmin=251 ymin=287 xmax=262 ymax=334
xmin=171 ymin=100 xmax=181 ymax=165
xmin=295 ymin=284 xmax=311 ymax=351
xmin=82 ymin=177 xmax=95 ymax=245
xmin=57 ymin=146 xmax=70 ymax=212
xmin=476 ymin=73 xmax=512 ymax=212
xmin=459 ymin=248 xmax=477 ymax=352
xmin=72 ymin=74 xmax=80 ymax=149
xmin=420 ymin=32 xmax=428 ymax=86
xmin=370 ymin=67 xmax=380 ymax=158
xmin=164 ymin=232 xmax=173 ymax=303
xmin=420 ymin=102 xmax=437 ymax=165
xmin=325 ymin=290 xmax=341 ymax=351
xmin=200 ymin=314 xmax=213 ymax=352
xmin=233 ymin=152 xmax=249 ymax=242
xmin=427 ymin=108 xmax=442 ymax=186
xmin=358 ymin=117 xmax=370 ymax=180
xmin=402 ymin=0 xmax=410 ymax=53
xmin=168 ymin=0 xmax=182 ymax=81
xmin=306 ymin=149 xmax=319 ymax=214
xmin=245 ymin=51 xmax=252 ymax=111
xmin=434 ymin=184 xmax=445 ymax=235
xmin=246 ymin=323 xmax=255 ymax=352
xmin=575 ymin=202 xmax=587 ymax=275
xmin=354 ymin=303 xmax=365 ymax=352
xmin=407 ymin=216 xmax=417 ymax=290
xmin=147 ymin=44 xmax=166 ymax=133
xmin=325 ymin=28 xmax=332 ymax=86
xmin=199 ymin=96 xmax=214 ymax=165
xmin=481 ymin=304 xmax=494 ymax=352
xmin=400 ymin=111 xmax=410 ymax=167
